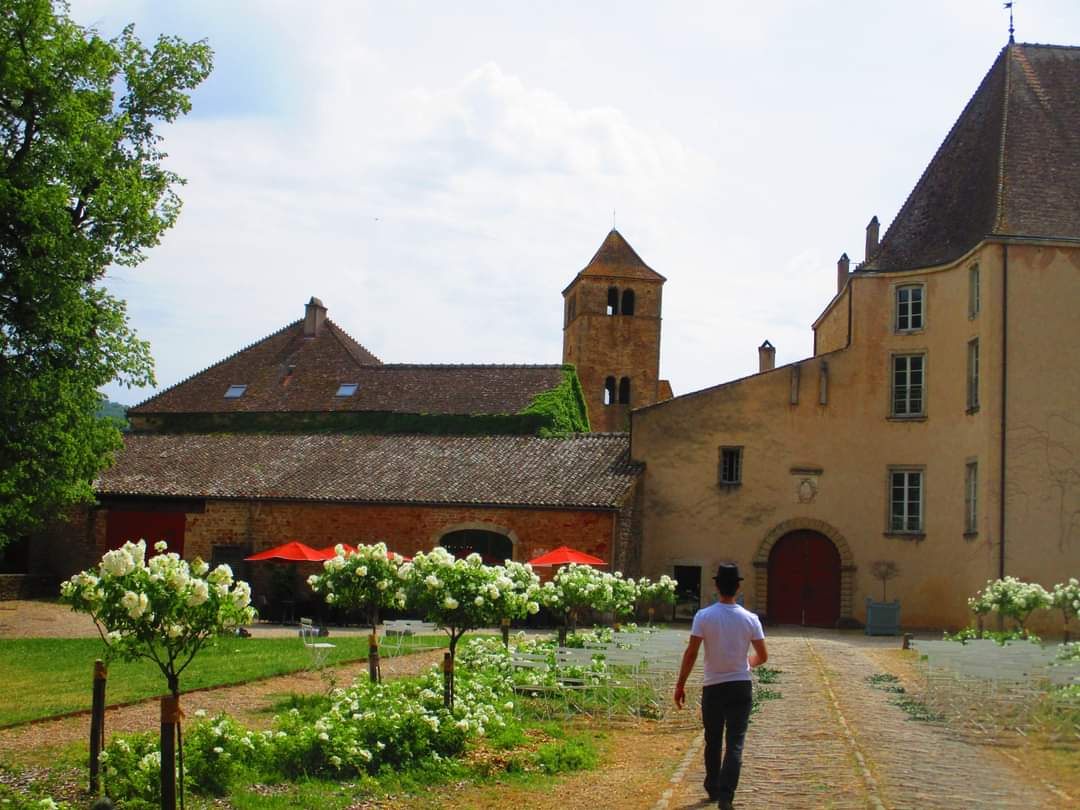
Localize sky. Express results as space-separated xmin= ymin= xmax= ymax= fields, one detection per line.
xmin=76 ymin=0 xmax=1080 ymax=406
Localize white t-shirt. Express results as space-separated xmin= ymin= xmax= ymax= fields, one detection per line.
xmin=689 ymin=602 xmax=765 ymax=686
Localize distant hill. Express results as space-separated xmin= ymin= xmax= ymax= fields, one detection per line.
xmin=97 ymin=398 xmax=130 ymax=430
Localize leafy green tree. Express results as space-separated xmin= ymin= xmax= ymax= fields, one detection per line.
xmin=0 ymin=0 xmax=212 ymax=548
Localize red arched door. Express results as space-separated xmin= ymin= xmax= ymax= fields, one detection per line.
xmin=767 ymin=530 xmax=841 ymax=627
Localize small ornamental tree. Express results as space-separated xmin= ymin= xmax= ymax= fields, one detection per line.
xmin=61 ymin=539 xmax=254 ymax=809
xmin=1051 ymin=578 xmax=1080 ymax=641
xmin=636 ymin=574 xmax=677 ymax=621
xmin=539 ymin=563 xmax=609 ymax=641
xmin=402 ymin=548 xmax=539 ymax=707
xmin=606 ymin=572 xmax=638 ymax=625
xmin=308 ymin=543 xmax=407 ymax=630
xmin=308 ymin=543 xmax=408 ymax=682
xmin=971 ymin=576 xmax=1052 ymax=633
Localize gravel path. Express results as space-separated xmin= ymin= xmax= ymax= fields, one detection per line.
xmin=662 ymin=632 xmax=1066 ymax=810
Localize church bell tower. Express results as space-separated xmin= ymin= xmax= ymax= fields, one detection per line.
xmin=562 ymin=229 xmax=669 ymax=433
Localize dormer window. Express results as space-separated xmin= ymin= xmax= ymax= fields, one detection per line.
xmin=224 ymin=384 xmax=247 ymax=399
xmin=336 ymin=383 xmax=359 ymax=397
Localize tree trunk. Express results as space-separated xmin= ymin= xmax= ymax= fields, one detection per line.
xmin=160 ymin=693 xmax=179 ymax=810
xmin=443 ymin=635 xmax=458 ymax=709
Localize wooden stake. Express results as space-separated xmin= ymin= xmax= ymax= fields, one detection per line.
xmin=160 ymin=695 xmax=180 ymax=810
xmin=89 ymin=660 xmax=107 ymax=794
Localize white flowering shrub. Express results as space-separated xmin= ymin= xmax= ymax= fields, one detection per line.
xmin=539 ymin=563 xmax=613 ymax=631
xmin=969 ymin=576 xmax=1052 ymax=631
xmin=60 ymin=540 xmax=256 ymax=693
xmin=1051 ymin=578 xmax=1080 ymax=636
xmin=307 ymin=542 xmax=407 ymax=630
xmin=636 ymin=575 xmax=677 ymax=615
xmin=100 ymin=651 xmax=518 ymax=800
xmin=98 ymin=731 xmax=168 ymax=806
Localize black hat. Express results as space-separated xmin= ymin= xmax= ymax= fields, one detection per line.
xmin=713 ymin=563 xmax=743 ymax=584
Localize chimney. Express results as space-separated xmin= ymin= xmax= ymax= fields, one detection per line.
xmin=837 ymin=252 xmax=850 ymax=293
xmin=865 ymin=216 xmax=880 ymax=261
xmin=758 ymin=340 xmax=775 ymax=373
xmin=304 ymin=296 xmax=327 ymax=337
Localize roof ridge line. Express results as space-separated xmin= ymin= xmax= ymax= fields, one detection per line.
xmin=993 ymin=44 xmax=1015 ymax=233
xmin=325 ymin=318 xmax=383 ymax=366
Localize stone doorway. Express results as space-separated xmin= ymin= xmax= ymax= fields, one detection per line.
xmin=439 ymin=529 xmax=513 ymax=565
xmin=767 ymin=530 xmax=841 ymax=627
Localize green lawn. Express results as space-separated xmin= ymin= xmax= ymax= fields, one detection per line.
xmin=0 ymin=634 xmax=446 ymax=727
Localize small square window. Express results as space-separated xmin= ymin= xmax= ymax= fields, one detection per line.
xmin=896 ymin=285 xmax=924 ymax=331
xmin=336 ymin=383 xmax=359 ymax=397
xmin=224 ymin=384 xmax=247 ymax=399
xmin=719 ymin=447 xmax=742 ymax=485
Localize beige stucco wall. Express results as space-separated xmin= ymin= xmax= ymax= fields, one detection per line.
xmin=813 ymin=285 xmax=850 ymax=356
xmin=632 ymin=240 xmax=1080 ymax=633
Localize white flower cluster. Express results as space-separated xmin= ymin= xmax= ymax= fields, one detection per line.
xmin=403 ymin=547 xmax=541 ymax=633
xmin=60 ymin=540 xmax=256 ymax=674
xmin=307 ymin=541 xmax=407 ymax=626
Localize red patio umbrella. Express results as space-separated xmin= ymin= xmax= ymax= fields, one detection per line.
xmin=245 ymin=541 xmax=329 ymax=562
xmin=527 ymin=546 xmax=607 ymax=567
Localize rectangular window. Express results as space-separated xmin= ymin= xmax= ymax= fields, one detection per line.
xmin=965 ymin=462 xmax=978 ymax=534
xmin=968 ymin=265 xmax=980 ymax=318
xmin=889 ymin=469 xmax=924 ymax=533
xmin=966 ymin=339 xmax=979 ymax=411
xmin=224 ymin=384 xmax=248 ymax=399
xmin=891 ymin=354 xmax=925 ymax=417
xmin=896 ymin=285 xmax=924 ymax=331
xmin=719 ymin=447 xmax=742 ymax=485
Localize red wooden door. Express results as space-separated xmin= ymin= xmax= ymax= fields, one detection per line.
xmin=106 ymin=511 xmax=186 ymax=558
xmin=767 ymin=530 xmax=840 ymax=627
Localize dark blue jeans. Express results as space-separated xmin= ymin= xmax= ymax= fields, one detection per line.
xmin=701 ymin=680 xmax=753 ymax=802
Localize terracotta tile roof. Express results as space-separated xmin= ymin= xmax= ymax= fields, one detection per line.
xmin=130 ymin=318 xmax=565 ymax=416
xmin=96 ymin=433 xmax=640 ymax=509
xmin=864 ymin=43 xmax=1080 ymax=272
xmin=564 ymin=230 xmax=666 ymax=292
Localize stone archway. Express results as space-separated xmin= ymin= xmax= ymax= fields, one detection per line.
xmin=752 ymin=518 xmax=856 ymax=625
xmin=434 ymin=522 xmax=518 ymax=565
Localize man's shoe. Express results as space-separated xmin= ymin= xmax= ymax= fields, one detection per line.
xmin=717 ymin=800 xmax=735 ymax=810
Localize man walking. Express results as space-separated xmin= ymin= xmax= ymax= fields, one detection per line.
xmin=674 ymin=563 xmax=767 ymax=810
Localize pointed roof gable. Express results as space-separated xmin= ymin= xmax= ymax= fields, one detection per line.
xmin=564 ymin=230 xmax=666 ymax=292
xmin=130 ymin=317 xmax=383 ymax=414
xmin=864 ymin=43 xmax=1080 ymax=272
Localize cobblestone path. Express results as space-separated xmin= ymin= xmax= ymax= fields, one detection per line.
xmin=661 ymin=633 xmax=1065 ymax=810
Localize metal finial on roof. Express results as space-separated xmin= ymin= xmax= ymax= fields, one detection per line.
xmin=613 ymin=208 xmax=616 ymax=230
xmin=1004 ymin=2 xmax=1014 ymax=43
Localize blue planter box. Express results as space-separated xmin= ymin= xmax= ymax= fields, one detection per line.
xmin=865 ymin=598 xmax=901 ymax=636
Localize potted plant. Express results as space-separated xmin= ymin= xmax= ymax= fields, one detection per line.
xmin=866 ymin=560 xmax=901 ymax=636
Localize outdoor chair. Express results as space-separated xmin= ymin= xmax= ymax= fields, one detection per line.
xmin=299 ymin=617 xmax=335 ymax=669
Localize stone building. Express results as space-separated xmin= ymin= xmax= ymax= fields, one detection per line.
xmin=24 ymin=245 xmax=651 ymax=595
xmin=631 ymin=42 xmax=1080 ymax=631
